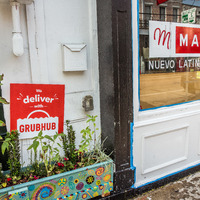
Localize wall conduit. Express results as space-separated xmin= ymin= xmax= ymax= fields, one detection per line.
xmin=10 ymin=1 xmax=24 ymax=56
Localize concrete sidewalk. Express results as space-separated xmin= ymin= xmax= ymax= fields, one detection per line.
xmin=129 ymin=171 xmax=200 ymax=200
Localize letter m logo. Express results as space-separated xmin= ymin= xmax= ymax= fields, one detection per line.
xmin=154 ymin=28 xmax=171 ymax=49
xmin=149 ymin=21 xmax=171 ymax=58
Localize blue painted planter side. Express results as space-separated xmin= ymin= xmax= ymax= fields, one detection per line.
xmin=0 ymin=160 xmax=113 ymax=200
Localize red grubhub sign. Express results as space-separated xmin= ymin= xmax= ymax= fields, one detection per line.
xmin=10 ymin=84 xmax=65 ymax=139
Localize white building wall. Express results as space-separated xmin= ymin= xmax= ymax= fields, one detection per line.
xmin=132 ymin=0 xmax=200 ymax=188
xmin=0 ymin=0 xmax=100 ymax=165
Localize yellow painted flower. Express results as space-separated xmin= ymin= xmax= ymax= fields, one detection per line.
xmin=82 ymin=193 xmax=87 ymax=199
xmin=93 ymin=192 xmax=99 ymax=197
xmin=74 ymin=179 xmax=79 ymax=184
xmin=109 ymin=181 xmax=113 ymax=186
xmin=86 ymin=176 xmax=94 ymax=184
xmin=58 ymin=178 xmax=67 ymax=186
xmin=96 ymin=180 xmax=101 ymax=185
xmin=103 ymin=174 xmax=111 ymax=182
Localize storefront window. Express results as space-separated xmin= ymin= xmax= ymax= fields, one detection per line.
xmin=139 ymin=0 xmax=200 ymax=109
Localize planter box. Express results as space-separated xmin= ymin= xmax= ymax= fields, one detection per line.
xmin=0 ymin=160 xmax=113 ymax=200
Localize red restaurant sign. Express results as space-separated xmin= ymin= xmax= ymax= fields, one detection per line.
xmin=176 ymin=26 xmax=200 ymax=54
xmin=10 ymin=84 xmax=65 ymax=139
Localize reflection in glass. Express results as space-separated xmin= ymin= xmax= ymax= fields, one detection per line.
xmin=139 ymin=0 xmax=200 ymax=109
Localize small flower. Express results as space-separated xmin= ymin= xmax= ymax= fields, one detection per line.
xmin=58 ymin=162 xmax=64 ymax=167
xmin=34 ymin=176 xmax=39 ymax=180
xmin=64 ymin=157 xmax=69 ymax=161
xmin=2 ymin=182 xmax=7 ymax=187
xmin=7 ymin=178 xmax=12 ymax=182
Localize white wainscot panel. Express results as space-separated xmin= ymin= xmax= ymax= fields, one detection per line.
xmin=142 ymin=125 xmax=189 ymax=174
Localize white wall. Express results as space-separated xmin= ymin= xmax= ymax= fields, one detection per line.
xmin=132 ymin=0 xmax=200 ymax=188
xmin=0 ymin=0 xmax=100 ymax=166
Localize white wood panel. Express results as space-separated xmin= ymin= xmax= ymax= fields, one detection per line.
xmin=132 ymin=0 xmax=200 ymax=188
xmin=133 ymin=114 xmax=200 ymax=188
xmin=142 ymin=125 xmax=189 ymax=174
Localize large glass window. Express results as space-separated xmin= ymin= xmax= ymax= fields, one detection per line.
xmin=139 ymin=0 xmax=200 ymax=110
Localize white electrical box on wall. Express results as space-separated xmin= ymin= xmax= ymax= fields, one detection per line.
xmin=62 ymin=44 xmax=87 ymax=71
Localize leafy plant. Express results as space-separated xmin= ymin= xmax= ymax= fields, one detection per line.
xmin=29 ymin=149 xmax=46 ymax=177
xmin=27 ymin=131 xmax=63 ymax=176
xmin=1 ymin=131 xmax=21 ymax=176
xmin=77 ymin=115 xmax=111 ymax=167
xmin=0 ymin=74 xmax=9 ymax=127
xmin=0 ymin=115 xmax=112 ymax=189
xmin=0 ymin=74 xmax=9 ymax=177
xmin=61 ymin=120 xmax=76 ymax=163
xmin=79 ymin=115 xmax=98 ymax=153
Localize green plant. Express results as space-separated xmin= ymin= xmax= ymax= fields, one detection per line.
xmin=27 ymin=131 xmax=63 ymax=176
xmin=0 ymin=74 xmax=9 ymax=127
xmin=77 ymin=115 xmax=111 ymax=167
xmin=29 ymin=149 xmax=46 ymax=177
xmin=0 ymin=114 xmax=112 ymax=189
xmin=79 ymin=115 xmax=98 ymax=153
xmin=61 ymin=120 xmax=76 ymax=163
xmin=1 ymin=131 xmax=21 ymax=176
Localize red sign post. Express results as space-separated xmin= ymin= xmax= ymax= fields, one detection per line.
xmin=10 ymin=84 xmax=65 ymax=139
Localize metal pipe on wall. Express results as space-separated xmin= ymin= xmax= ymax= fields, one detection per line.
xmin=10 ymin=1 xmax=24 ymax=56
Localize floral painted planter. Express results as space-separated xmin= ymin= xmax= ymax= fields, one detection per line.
xmin=0 ymin=160 xmax=113 ymax=200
